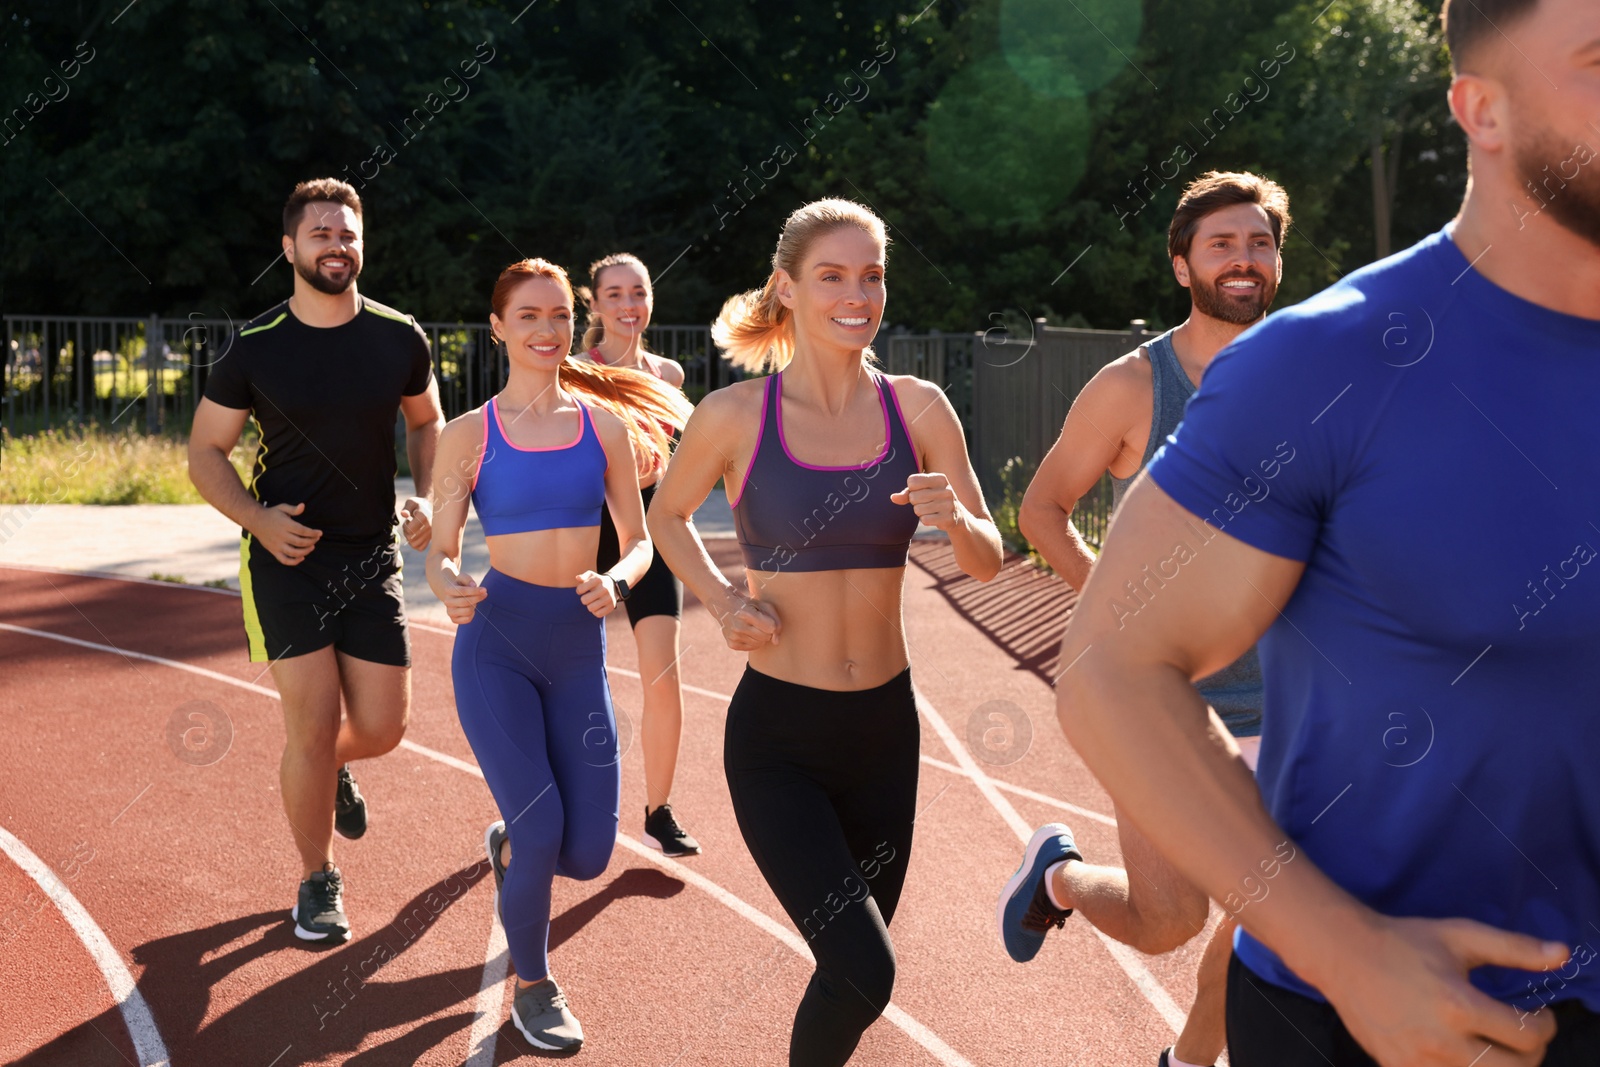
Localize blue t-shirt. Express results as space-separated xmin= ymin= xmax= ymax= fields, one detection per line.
xmin=1147 ymin=226 xmax=1600 ymax=1012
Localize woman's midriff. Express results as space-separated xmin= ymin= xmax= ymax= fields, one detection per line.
xmin=743 ymin=565 xmax=909 ymax=691
xmin=485 ymin=527 xmax=604 ymax=587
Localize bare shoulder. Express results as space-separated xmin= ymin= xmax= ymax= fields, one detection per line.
xmin=1076 ymin=346 xmax=1153 ymax=418
xmin=689 ymin=376 xmax=766 ymax=430
xmin=584 ymin=401 xmax=629 ymax=438
xmin=647 ymin=352 xmax=686 ymax=387
xmin=439 ymin=407 xmax=485 ymax=449
xmin=880 ymin=372 xmax=950 ymax=424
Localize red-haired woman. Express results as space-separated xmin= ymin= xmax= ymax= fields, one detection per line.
xmin=650 ymin=200 xmax=1003 ymax=1065
xmin=576 ymin=252 xmax=701 ymax=857
xmin=426 ymin=258 xmax=692 ymax=1051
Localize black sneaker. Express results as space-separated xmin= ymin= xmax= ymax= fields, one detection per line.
xmin=511 ymin=976 xmax=584 ymax=1051
xmin=642 ymin=803 xmax=701 ymax=858
xmin=484 ymin=820 xmax=508 ymax=927
xmin=292 ymin=862 xmax=351 ymax=943
xmin=334 ymin=764 xmax=367 ymax=840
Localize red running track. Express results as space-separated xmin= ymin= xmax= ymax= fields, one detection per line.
xmin=0 ymin=548 xmax=1219 ymax=1066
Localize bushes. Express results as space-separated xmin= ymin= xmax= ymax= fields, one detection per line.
xmin=0 ymin=424 xmax=256 ymax=505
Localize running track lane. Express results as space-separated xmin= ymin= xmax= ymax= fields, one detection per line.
xmin=0 ymin=561 xmax=1208 ymax=1065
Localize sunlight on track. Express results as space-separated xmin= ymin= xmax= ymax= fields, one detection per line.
xmin=0 ymin=824 xmax=172 ymax=1066
xmin=3 ymin=614 xmax=975 ymax=1065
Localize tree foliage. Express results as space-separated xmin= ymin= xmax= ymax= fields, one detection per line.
xmin=2 ymin=0 xmax=1458 ymax=331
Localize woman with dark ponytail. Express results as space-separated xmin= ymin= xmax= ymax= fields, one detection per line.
xmin=649 ymin=200 xmax=1003 ymax=1065
xmin=575 ymin=252 xmax=701 ymax=857
xmin=426 ymin=258 xmax=692 ymax=1051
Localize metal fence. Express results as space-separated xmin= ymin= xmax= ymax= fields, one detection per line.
xmin=1 ymin=314 xmax=732 ymax=436
xmin=881 ymin=321 xmax=1153 ymax=549
xmin=4 ymin=312 xmax=1150 ymax=547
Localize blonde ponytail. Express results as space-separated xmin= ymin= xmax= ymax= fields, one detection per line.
xmin=715 ymin=198 xmax=890 ymax=375
xmin=712 ymin=273 xmax=794 ymax=374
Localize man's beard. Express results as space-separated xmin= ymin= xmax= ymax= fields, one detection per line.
xmin=1190 ymin=268 xmax=1276 ymax=325
xmin=294 ymin=251 xmax=361 ymax=295
xmin=1513 ymin=120 xmax=1600 ymax=250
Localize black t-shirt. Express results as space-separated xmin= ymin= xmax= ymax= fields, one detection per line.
xmin=204 ymin=295 xmax=433 ymax=547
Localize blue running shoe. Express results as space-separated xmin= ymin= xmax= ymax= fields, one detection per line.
xmin=997 ymin=822 xmax=1082 ymax=963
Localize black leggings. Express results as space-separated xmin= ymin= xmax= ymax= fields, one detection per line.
xmin=596 ymin=481 xmax=683 ymax=627
xmin=1227 ymin=953 xmax=1600 ymax=1066
xmin=724 ymin=664 xmax=920 ymax=1067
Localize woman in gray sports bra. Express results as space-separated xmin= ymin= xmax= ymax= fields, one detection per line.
xmin=650 ymin=199 xmax=1003 ymax=1066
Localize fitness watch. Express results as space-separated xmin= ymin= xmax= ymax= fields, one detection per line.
xmin=605 ymin=573 xmax=632 ymax=601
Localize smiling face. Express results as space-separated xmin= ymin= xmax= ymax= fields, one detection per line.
xmin=777 ymin=225 xmax=886 ymax=352
xmin=593 ymin=261 xmax=653 ymax=343
xmin=290 ymin=201 xmax=363 ymax=295
xmin=490 ymin=275 xmax=574 ymax=370
xmin=1176 ymin=202 xmax=1282 ymax=325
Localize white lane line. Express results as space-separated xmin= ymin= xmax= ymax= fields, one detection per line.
xmin=463 ymin=919 xmax=509 ymax=1067
xmin=0 ymin=824 xmax=171 ymax=1067
xmin=595 ymin=659 xmax=1119 ymax=824
xmin=913 ymin=693 xmax=1188 ymax=1033
xmin=6 ymin=624 xmax=970 ymax=1066
xmin=917 ymin=755 xmax=1117 ymax=828
xmin=2 ymin=571 xmax=1119 ymax=826
xmin=616 ymin=833 xmax=974 ymax=1067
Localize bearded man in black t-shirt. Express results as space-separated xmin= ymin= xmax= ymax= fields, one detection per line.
xmin=189 ymin=178 xmax=444 ymax=944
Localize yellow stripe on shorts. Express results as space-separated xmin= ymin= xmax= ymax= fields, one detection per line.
xmin=239 ymin=534 xmax=268 ymax=662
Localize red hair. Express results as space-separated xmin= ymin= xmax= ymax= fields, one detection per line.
xmin=491 ymin=259 xmax=693 ymax=471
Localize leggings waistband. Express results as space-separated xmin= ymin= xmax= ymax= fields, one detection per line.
xmin=478 ymin=568 xmax=595 ymax=624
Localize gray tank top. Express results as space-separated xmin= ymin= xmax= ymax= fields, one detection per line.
xmin=1109 ymin=330 xmax=1262 ymax=737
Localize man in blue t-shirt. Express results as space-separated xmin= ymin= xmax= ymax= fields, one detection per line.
xmin=1054 ymin=1 xmax=1600 ymax=1064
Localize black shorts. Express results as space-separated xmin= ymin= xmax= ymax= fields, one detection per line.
xmin=1226 ymin=953 xmax=1600 ymax=1066
xmin=238 ymin=533 xmax=411 ymax=666
xmin=596 ymin=482 xmax=683 ymax=628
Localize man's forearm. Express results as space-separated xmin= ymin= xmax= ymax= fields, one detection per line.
xmin=188 ymin=445 xmax=265 ymax=532
xmin=1021 ymin=500 xmax=1097 ymax=590
xmin=1058 ymin=652 xmax=1378 ymax=993
xmin=407 ymin=419 xmax=442 ymax=498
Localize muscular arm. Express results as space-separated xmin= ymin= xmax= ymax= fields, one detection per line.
xmin=1057 ymin=479 xmax=1564 ymax=1066
xmin=400 ymin=383 xmax=445 ymax=498
xmin=1019 ymin=361 xmax=1142 ymax=591
xmin=187 ymin=398 xmax=266 ymax=531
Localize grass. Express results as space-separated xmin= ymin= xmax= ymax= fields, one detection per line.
xmin=0 ymin=424 xmax=256 ymax=505
xmin=149 ymin=573 xmax=231 ymax=588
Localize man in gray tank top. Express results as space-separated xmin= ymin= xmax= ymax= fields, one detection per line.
xmin=999 ymin=172 xmax=1291 ymax=1067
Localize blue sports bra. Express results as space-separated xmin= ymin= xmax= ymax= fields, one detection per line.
xmin=471 ymin=396 xmax=608 ymax=536
xmin=732 ymin=370 xmax=922 ymax=572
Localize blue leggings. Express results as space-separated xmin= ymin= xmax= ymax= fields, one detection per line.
xmin=451 ymin=569 xmax=620 ymax=981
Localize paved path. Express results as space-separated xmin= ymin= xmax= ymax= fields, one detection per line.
xmin=0 ymin=479 xmax=738 ymax=627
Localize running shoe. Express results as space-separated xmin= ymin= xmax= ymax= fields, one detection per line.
xmin=334 ymin=764 xmax=368 ymax=840
xmin=484 ymin=819 xmax=508 ymax=926
xmin=511 ymin=976 xmax=584 ymax=1051
xmin=642 ymin=803 xmax=701 ymax=858
xmin=997 ymin=822 xmax=1081 ymax=963
xmin=292 ymin=862 xmax=351 ymax=943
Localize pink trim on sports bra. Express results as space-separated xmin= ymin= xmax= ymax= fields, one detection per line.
xmin=727 ymin=377 xmax=769 ymax=510
xmin=775 ymin=371 xmax=892 ymax=472
xmin=491 ymin=396 xmax=588 ymax=453
xmin=471 ymin=405 xmax=490 ymax=491
xmin=882 ymin=375 xmax=923 ymax=472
